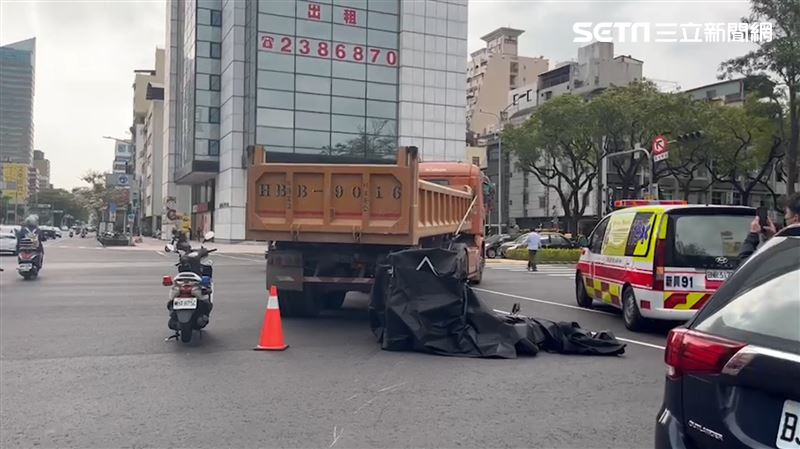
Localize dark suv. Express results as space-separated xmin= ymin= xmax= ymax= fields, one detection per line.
xmin=655 ymin=225 xmax=800 ymax=449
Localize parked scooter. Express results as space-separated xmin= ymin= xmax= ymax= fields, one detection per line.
xmin=162 ymin=231 xmax=216 ymax=343
xmin=80 ymin=229 xmax=87 ymax=238
xmin=17 ymin=233 xmax=43 ymax=280
xmin=69 ymin=230 xmax=74 ymax=237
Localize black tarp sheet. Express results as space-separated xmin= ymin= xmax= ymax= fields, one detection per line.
xmin=368 ymin=248 xmax=626 ymax=358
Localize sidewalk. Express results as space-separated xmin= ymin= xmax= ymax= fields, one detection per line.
xmin=133 ymin=237 xmax=267 ymax=255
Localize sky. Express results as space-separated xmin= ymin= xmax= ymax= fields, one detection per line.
xmin=0 ymin=0 xmax=758 ymax=190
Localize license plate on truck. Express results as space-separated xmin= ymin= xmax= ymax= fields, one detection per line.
xmin=776 ymin=400 xmax=800 ymax=448
xmin=173 ymin=297 xmax=197 ymax=310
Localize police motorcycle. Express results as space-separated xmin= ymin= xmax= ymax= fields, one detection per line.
xmin=162 ymin=231 xmax=216 ymax=343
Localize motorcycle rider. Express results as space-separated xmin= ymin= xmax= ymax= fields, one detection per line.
xmin=16 ymin=215 xmax=46 ymax=264
xmin=171 ymin=228 xmax=192 ymax=252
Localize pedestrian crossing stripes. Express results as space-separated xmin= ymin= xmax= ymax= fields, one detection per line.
xmin=486 ymin=264 xmax=575 ymax=278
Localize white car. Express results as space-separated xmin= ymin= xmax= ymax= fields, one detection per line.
xmin=0 ymin=227 xmax=18 ymax=255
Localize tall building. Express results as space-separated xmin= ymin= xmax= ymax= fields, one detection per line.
xmin=27 ymin=165 xmax=39 ymax=200
xmin=536 ymin=42 xmax=642 ymax=105
xmin=0 ymin=38 xmax=36 ymax=165
xmin=164 ymin=0 xmax=468 ymax=241
xmin=465 ymin=28 xmax=548 ymax=135
xmin=132 ymin=49 xmax=165 ymax=236
xmin=483 ymin=41 xmax=643 ymax=232
xmin=32 ymin=150 xmax=51 ymax=189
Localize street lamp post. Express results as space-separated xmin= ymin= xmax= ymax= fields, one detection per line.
xmin=479 ymin=107 xmax=510 ymax=235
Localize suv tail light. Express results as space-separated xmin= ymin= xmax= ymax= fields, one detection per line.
xmin=665 ymin=328 xmax=746 ymax=379
xmin=653 ymin=239 xmax=666 ymax=290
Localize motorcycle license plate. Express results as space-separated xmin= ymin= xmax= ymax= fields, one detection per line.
xmin=173 ymin=297 xmax=197 ymax=310
xmin=18 ymin=263 xmax=32 ymax=270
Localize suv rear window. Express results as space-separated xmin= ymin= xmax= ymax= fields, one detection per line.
xmin=692 ymin=238 xmax=800 ymax=354
xmin=670 ymin=215 xmax=753 ymax=268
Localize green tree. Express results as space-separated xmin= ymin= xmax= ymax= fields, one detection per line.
xmin=719 ymin=0 xmax=800 ymax=194
xmin=74 ymin=171 xmax=110 ymax=225
xmin=504 ymin=95 xmax=601 ymax=233
xmin=34 ymin=188 xmax=89 ymax=223
xmin=590 ymin=82 xmax=713 ymax=202
xmin=704 ymin=99 xmax=785 ymax=205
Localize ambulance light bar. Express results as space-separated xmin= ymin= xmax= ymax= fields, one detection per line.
xmin=614 ymin=199 xmax=688 ymax=208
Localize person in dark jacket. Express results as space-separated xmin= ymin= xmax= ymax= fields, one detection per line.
xmin=739 ymin=193 xmax=800 ymax=262
xmin=15 ymin=215 xmax=46 ymax=260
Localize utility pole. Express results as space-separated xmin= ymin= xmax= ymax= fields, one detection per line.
xmin=479 ymin=106 xmax=511 ymax=235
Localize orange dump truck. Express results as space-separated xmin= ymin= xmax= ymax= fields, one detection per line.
xmin=246 ymin=146 xmax=486 ymax=317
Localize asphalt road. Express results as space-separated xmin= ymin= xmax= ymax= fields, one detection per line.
xmin=1 ymin=237 xmax=672 ymax=448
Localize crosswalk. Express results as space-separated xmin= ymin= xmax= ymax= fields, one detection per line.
xmin=486 ymin=263 xmax=576 ymax=278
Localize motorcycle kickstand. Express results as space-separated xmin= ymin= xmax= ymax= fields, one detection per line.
xmin=164 ymin=332 xmax=180 ymax=341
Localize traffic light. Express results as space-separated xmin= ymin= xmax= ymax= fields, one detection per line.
xmin=675 ymin=131 xmax=705 ymax=142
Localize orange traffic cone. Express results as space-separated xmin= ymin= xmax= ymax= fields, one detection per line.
xmin=254 ymin=285 xmax=288 ymax=351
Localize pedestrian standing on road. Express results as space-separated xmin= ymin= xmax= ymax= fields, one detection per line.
xmin=526 ymin=230 xmax=541 ymax=272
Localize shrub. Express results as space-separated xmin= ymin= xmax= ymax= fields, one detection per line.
xmin=506 ymin=248 xmax=581 ymax=264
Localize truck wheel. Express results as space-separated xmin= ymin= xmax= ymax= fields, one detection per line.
xmin=622 ymin=286 xmax=648 ymax=332
xmin=575 ymin=273 xmax=593 ymax=308
xmin=278 ymin=290 xmax=320 ymax=317
xmin=323 ymin=291 xmax=347 ymax=310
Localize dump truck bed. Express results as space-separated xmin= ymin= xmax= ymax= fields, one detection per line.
xmin=246 ymin=147 xmax=475 ymax=246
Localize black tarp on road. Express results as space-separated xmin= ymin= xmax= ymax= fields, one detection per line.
xmin=368 ymin=248 xmax=626 ymax=359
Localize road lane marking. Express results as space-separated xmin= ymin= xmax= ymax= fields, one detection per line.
xmin=491 ymin=309 xmax=665 ymax=351
xmin=615 ymin=338 xmax=664 ymax=350
xmin=156 ymin=251 xmax=165 ymax=256
xmin=215 ymin=254 xmax=264 ymax=262
xmin=475 ymin=288 xmax=617 ymax=316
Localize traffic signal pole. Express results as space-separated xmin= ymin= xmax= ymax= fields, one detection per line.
xmin=604 ymin=144 xmax=657 ymax=201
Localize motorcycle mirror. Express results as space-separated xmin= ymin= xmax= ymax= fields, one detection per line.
xmin=165 ymin=244 xmax=175 ymax=253
xmin=203 ymin=231 xmax=215 ymax=242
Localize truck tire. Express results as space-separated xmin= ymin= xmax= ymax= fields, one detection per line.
xmin=278 ymin=289 xmax=320 ymax=318
xmin=323 ymin=291 xmax=347 ymax=310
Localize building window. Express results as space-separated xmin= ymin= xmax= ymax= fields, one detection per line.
xmin=210 ymin=42 xmax=221 ymax=59
xmin=209 ymin=139 xmax=220 ymax=156
xmin=210 ymin=74 xmax=221 ymax=91
xmin=706 ymin=89 xmax=717 ymax=99
xmin=544 ymin=91 xmax=552 ymax=100
xmin=209 ymin=107 xmax=220 ymax=124
xmin=732 ymin=191 xmax=741 ymax=205
xmin=711 ymin=191 xmax=725 ymax=205
xmin=471 ymin=156 xmax=480 ymax=166
xmin=210 ymin=10 xmax=222 ymax=27
xmin=538 ymin=196 xmax=546 ymax=208
xmin=594 ymin=76 xmax=600 ymax=86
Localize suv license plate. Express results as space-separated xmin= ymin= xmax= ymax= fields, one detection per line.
xmin=173 ymin=297 xmax=197 ymax=310
xmin=706 ymin=270 xmax=732 ymax=281
xmin=776 ymin=399 xmax=800 ymax=448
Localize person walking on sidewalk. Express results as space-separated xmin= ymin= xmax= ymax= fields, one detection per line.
xmin=526 ymin=230 xmax=541 ymax=272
